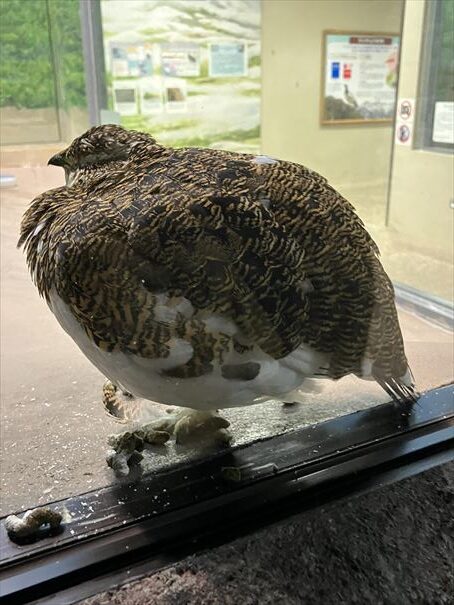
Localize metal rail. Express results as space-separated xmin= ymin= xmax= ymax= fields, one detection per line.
xmin=1 ymin=384 xmax=453 ymax=605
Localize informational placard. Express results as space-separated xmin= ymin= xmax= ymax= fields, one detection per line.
xmin=395 ymin=98 xmax=415 ymax=147
xmin=113 ymin=81 xmax=138 ymax=116
xmin=139 ymin=78 xmax=163 ymax=114
xmin=209 ymin=41 xmax=247 ymax=77
xmin=321 ymin=31 xmax=400 ymax=124
xmin=161 ymin=43 xmax=200 ymax=77
xmin=432 ymin=102 xmax=454 ymax=144
xmin=164 ymin=78 xmax=188 ymax=113
xmin=110 ymin=42 xmax=153 ymax=78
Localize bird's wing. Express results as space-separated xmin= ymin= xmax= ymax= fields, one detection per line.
xmin=47 ymin=169 xmax=311 ymax=397
xmin=50 ymin=148 xmax=414 ymax=400
xmin=187 ymin=150 xmax=414 ymax=397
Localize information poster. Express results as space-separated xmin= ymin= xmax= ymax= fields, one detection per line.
xmin=139 ymin=78 xmax=163 ymax=114
xmin=209 ymin=41 xmax=247 ymax=77
xmin=113 ymin=81 xmax=138 ymax=116
xmin=161 ymin=43 xmax=200 ymax=77
xmin=322 ymin=32 xmax=400 ymax=124
xmin=432 ymin=102 xmax=454 ymax=145
xmin=165 ymin=79 xmax=188 ymax=113
xmin=110 ymin=42 xmax=154 ymax=78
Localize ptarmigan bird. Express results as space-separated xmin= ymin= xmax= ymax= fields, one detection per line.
xmin=343 ymin=84 xmax=358 ymax=109
xmin=19 ymin=125 xmax=416 ymax=445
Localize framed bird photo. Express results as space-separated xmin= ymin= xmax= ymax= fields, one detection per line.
xmin=321 ymin=30 xmax=400 ymax=125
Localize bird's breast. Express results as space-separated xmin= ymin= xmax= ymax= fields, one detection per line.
xmin=48 ymin=289 xmax=328 ymax=409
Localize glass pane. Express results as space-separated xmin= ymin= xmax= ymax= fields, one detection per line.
xmin=0 ymin=0 xmax=60 ymax=144
xmin=1 ymin=0 xmax=452 ymax=518
xmin=421 ymin=0 xmax=454 ymax=149
xmin=434 ymin=0 xmax=454 ymax=104
xmin=382 ymin=0 xmax=453 ymax=299
xmin=49 ymin=0 xmax=90 ymax=140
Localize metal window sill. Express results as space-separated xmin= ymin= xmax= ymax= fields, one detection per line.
xmin=1 ymin=383 xmax=453 ymax=605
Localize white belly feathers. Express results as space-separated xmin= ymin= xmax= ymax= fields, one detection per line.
xmin=49 ymin=289 xmax=326 ymax=410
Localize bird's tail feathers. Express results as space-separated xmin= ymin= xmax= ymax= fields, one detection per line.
xmin=374 ymin=366 xmax=419 ymax=405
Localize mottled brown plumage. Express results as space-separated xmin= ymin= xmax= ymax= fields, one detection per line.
xmin=19 ymin=125 xmax=416 ymax=411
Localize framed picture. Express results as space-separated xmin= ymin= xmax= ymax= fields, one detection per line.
xmin=321 ymin=31 xmax=400 ymax=125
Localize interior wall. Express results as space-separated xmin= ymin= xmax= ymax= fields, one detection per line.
xmin=261 ymin=0 xmax=404 ymax=224
xmin=388 ymin=0 xmax=454 ymax=264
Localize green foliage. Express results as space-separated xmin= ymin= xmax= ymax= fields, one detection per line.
xmin=159 ymin=126 xmax=260 ymax=148
xmin=0 ymin=0 xmax=86 ymax=109
xmin=121 ymin=114 xmax=152 ymax=132
xmin=139 ymin=26 xmax=168 ymax=42
xmin=191 ymin=75 xmax=260 ymax=86
xmin=154 ymin=118 xmax=198 ymax=132
xmin=0 ymin=0 xmax=56 ymax=108
xmin=436 ymin=0 xmax=454 ymax=102
xmin=120 ymin=115 xmax=259 ymax=149
xmin=239 ymin=86 xmax=260 ymax=97
xmin=199 ymin=59 xmax=209 ymax=78
xmin=49 ymin=0 xmax=87 ymax=108
xmin=121 ymin=115 xmax=198 ymax=133
xmin=248 ymin=53 xmax=261 ymax=68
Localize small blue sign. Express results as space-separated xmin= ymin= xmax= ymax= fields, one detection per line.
xmin=209 ymin=42 xmax=246 ymax=77
xmin=331 ymin=62 xmax=340 ymax=79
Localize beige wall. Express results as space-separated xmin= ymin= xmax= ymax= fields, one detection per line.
xmin=261 ymin=0 xmax=403 ymax=224
xmin=388 ymin=0 xmax=454 ymax=264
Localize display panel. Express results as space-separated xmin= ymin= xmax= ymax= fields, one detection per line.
xmin=321 ymin=31 xmax=400 ymax=124
xmin=100 ymin=0 xmax=261 ymax=152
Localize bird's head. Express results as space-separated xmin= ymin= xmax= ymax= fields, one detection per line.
xmin=48 ymin=124 xmax=155 ymax=186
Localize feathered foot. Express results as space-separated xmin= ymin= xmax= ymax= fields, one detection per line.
xmin=102 ymin=380 xmax=141 ymax=424
xmin=149 ymin=408 xmax=232 ymax=446
xmin=106 ymin=409 xmax=231 ymax=475
xmin=106 ymin=426 xmax=170 ymax=476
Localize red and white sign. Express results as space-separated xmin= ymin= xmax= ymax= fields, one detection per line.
xmin=395 ymin=98 xmax=415 ymax=146
xmin=342 ymin=63 xmax=352 ymax=79
xmin=398 ymin=98 xmax=414 ymax=121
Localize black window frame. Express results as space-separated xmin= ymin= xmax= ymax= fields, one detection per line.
xmin=1 ymin=382 xmax=453 ymax=605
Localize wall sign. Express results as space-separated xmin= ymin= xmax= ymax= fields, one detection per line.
xmin=110 ymin=42 xmax=154 ymax=78
xmin=432 ymin=102 xmax=454 ymax=145
xmin=395 ymin=98 xmax=415 ymax=147
xmin=209 ymin=41 xmax=247 ymax=77
xmin=113 ymin=80 xmax=138 ymax=116
xmin=161 ymin=43 xmax=200 ymax=77
xmin=321 ymin=31 xmax=400 ymax=125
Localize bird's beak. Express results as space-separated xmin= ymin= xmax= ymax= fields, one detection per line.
xmin=48 ymin=152 xmax=66 ymax=167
